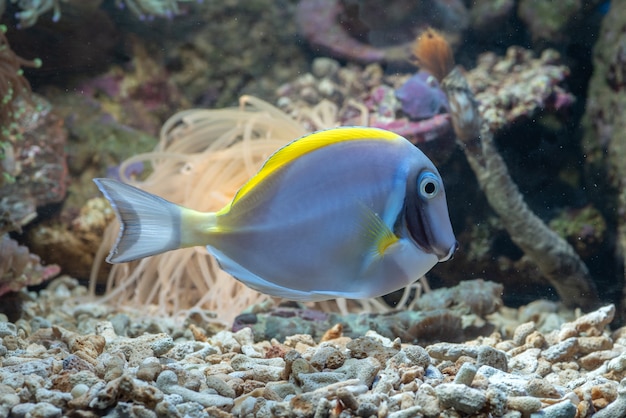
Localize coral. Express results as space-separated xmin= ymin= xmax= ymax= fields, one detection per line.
xmin=295 ymin=0 xmax=468 ymax=64
xmin=1 ymin=279 xmax=624 ymax=417
xmin=440 ymin=47 xmax=598 ymax=309
xmin=469 ymin=0 xmax=606 ymax=47
xmin=518 ymin=0 xmax=581 ymax=43
xmin=0 ymin=233 xmax=60 ymax=296
xmin=0 ymin=25 xmax=40 ymax=135
xmin=16 ymin=88 xmax=159 ymax=283
xmin=47 ymin=91 xmax=158 ymax=208
xmin=164 ymin=0 xmax=308 ymax=108
xmin=466 ymin=47 xmax=575 ymax=133
xmin=469 ymin=0 xmax=515 ymax=33
xmin=77 ymin=36 xmax=189 ymax=136
xmin=5 ymin=2 xmax=306 ymax=113
xmin=276 ymin=58 xmax=456 ymax=163
xmin=582 ymin=5 xmax=626 ymax=322
xmin=26 ymin=197 xmax=116 ymax=281
xmin=414 ymin=279 xmax=503 ymax=317
xmin=233 ymin=279 xmax=503 ymax=343
xmin=395 ymin=70 xmax=449 ymax=120
xmin=0 ymin=94 xmax=68 ymax=234
xmin=276 ymin=60 xmax=386 ymax=129
xmin=0 ymin=28 xmax=45 ymax=232
xmin=549 ymin=205 xmax=607 ymax=258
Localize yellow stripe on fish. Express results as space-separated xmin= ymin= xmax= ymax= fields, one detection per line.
xmin=222 ymin=127 xmax=401 ymax=212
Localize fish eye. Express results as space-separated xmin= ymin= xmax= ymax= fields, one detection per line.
xmin=418 ymin=171 xmax=440 ymax=199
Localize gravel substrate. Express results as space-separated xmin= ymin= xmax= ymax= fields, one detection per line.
xmin=1 ymin=276 xmax=625 ymax=417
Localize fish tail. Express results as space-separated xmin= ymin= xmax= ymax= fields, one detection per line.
xmin=94 ymin=178 xmax=217 ymax=263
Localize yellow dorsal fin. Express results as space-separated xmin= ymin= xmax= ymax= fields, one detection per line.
xmin=219 ymin=127 xmax=400 ymax=214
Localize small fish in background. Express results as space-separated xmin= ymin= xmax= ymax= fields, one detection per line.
xmin=396 ymin=70 xmax=450 ymax=120
xmin=94 ymin=126 xmax=457 ymax=301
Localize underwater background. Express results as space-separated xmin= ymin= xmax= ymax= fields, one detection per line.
xmin=2 ymin=1 xmax=626 ymax=417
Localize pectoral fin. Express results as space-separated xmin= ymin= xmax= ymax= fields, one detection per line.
xmin=359 ymin=203 xmax=400 ymax=262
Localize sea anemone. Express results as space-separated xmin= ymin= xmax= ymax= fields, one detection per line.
xmin=91 ymin=96 xmax=424 ymax=324
xmin=90 ymin=96 xmax=301 ymax=324
xmin=11 ymin=0 xmax=65 ymax=27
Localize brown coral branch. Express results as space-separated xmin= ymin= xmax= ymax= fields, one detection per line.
xmin=441 ymin=67 xmax=599 ymax=310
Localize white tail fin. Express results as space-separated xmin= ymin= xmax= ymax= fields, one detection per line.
xmin=94 ymin=178 xmax=186 ymax=263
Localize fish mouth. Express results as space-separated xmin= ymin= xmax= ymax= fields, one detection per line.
xmin=404 ymin=199 xmax=457 ymax=261
xmin=437 ymin=241 xmax=458 ymax=262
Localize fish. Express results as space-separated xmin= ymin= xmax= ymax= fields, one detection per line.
xmin=94 ymin=126 xmax=457 ymax=301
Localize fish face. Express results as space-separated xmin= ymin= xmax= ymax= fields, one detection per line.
xmin=404 ymin=169 xmax=457 ymax=261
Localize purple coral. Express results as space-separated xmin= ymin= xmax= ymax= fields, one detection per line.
xmin=395 ymin=70 xmax=449 ymax=120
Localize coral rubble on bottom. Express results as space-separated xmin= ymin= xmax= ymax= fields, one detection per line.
xmin=1 ymin=276 xmax=625 ymax=417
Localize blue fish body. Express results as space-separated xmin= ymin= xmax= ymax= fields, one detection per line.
xmin=95 ymin=126 xmax=457 ymax=301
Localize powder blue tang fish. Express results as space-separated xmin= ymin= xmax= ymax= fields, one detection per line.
xmin=94 ymin=126 xmax=457 ymax=301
